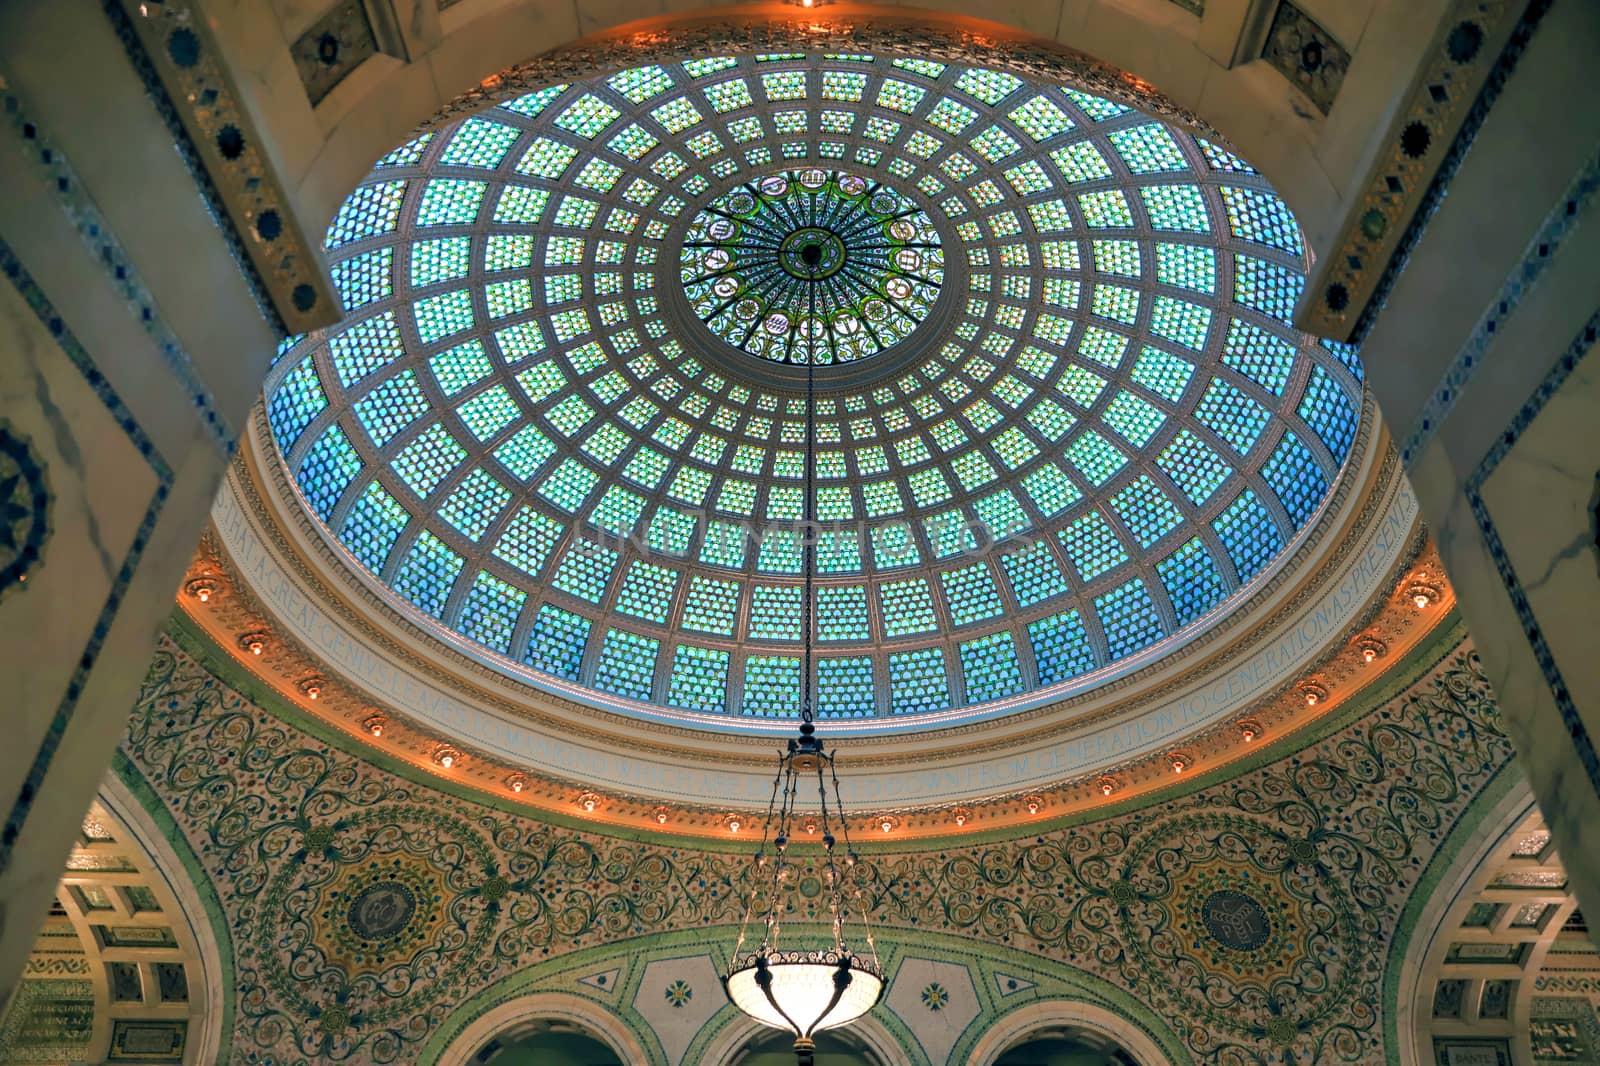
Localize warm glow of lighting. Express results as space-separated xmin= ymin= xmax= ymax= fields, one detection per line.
xmin=1363 ymin=647 xmax=1376 ymax=663
xmin=879 ymin=819 xmax=893 ymax=833
xmin=507 ymin=775 xmax=526 ymax=793
xmin=248 ymin=640 xmax=263 ymax=656
xmin=1171 ymin=758 xmax=1185 ymax=774
xmin=1099 ymin=778 xmax=1116 ymax=796
xmin=440 ymin=754 xmax=453 ymax=768
xmin=1241 ymin=725 xmax=1257 ymax=743
xmin=656 ymin=809 xmax=669 ymax=824
xmin=725 ymin=953 xmax=883 ymax=1045
xmin=1025 ymin=800 xmax=1040 ymax=815
xmin=1305 ymin=691 xmax=1318 ymax=705
xmin=728 ymin=819 xmax=742 ymax=833
xmin=1413 ymin=593 xmax=1430 ymax=609
xmin=583 ymin=798 xmax=595 ymax=811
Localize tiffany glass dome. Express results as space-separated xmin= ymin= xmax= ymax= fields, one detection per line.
xmin=681 ymin=168 xmax=945 ymax=366
xmin=264 ymin=53 xmax=1363 ymax=734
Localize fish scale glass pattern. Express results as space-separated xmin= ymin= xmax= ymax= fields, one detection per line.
xmin=265 ymin=54 xmax=1363 ymax=731
xmin=667 ymin=645 xmax=729 ymax=712
xmin=593 ymin=628 xmax=660 ymax=700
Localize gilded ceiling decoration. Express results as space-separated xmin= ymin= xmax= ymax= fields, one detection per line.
xmin=123 ymin=618 xmax=1510 ymax=1064
xmin=0 ymin=800 xmax=209 ymax=1064
xmin=177 ymin=528 xmax=1450 ymax=837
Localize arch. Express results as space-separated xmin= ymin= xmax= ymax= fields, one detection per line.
xmin=1388 ymin=768 xmax=1578 ymax=1066
xmin=98 ymin=770 xmax=231 ymax=1066
xmin=698 ymin=1011 xmax=907 ymax=1066
xmin=227 ymin=1 xmax=1435 ymax=260
xmin=0 ymin=767 xmax=231 ymax=1066
xmin=432 ymin=991 xmax=650 ymax=1066
xmin=965 ymin=1000 xmax=1176 ymax=1066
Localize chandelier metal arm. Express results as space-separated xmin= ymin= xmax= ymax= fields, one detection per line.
xmin=724 ymin=179 xmax=884 ymax=1064
xmin=751 ymin=956 xmax=808 ymax=1050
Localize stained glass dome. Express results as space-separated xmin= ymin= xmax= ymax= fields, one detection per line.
xmin=265 ymin=53 xmax=1363 ymax=733
xmin=681 ymin=168 xmax=944 ymax=365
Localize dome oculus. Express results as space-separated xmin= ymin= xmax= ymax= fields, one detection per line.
xmin=680 ymin=168 xmax=943 ymax=365
xmin=267 ymin=54 xmax=1363 ymax=732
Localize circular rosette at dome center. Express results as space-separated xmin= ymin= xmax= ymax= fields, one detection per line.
xmin=679 ymin=168 xmax=944 ymax=365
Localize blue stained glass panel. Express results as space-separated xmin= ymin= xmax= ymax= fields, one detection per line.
xmin=1156 ymin=538 xmax=1227 ymax=626
xmin=1095 ymin=579 xmax=1164 ymax=660
xmin=1029 ymin=609 xmax=1096 ymax=684
xmin=524 ymin=603 xmax=591 ymax=679
xmin=297 ymin=424 xmax=362 ymax=520
xmin=959 ymin=631 xmax=1024 ymax=702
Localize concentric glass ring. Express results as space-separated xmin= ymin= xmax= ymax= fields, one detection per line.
xmin=680 ymin=168 xmax=944 ymax=365
xmin=265 ymin=53 xmax=1365 ymax=732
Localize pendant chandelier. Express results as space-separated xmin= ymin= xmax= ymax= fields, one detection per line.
xmin=722 ymin=199 xmax=885 ymax=1064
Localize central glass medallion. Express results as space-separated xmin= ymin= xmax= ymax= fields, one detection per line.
xmin=680 ymin=168 xmax=943 ymax=366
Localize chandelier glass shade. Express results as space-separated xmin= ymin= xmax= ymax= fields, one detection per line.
xmin=722 ymin=191 xmax=884 ymax=1062
xmin=724 ymin=949 xmax=884 ymax=1044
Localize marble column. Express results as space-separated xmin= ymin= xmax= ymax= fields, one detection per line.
xmin=0 ymin=0 xmax=334 ymax=1000
xmin=1347 ymin=0 xmax=1600 ymax=931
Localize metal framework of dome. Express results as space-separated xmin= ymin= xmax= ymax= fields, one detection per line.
xmin=265 ymin=53 xmax=1363 ymax=733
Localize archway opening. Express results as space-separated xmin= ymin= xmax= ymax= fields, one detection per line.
xmin=995 ymin=1027 xmax=1142 ymax=1066
xmin=734 ymin=1030 xmax=876 ymax=1065
xmin=472 ymin=1023 xmax=624 ymax=1065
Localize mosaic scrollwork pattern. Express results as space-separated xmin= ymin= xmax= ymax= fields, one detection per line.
xmin=124 ymin=630 xmax=1510 ymax=1064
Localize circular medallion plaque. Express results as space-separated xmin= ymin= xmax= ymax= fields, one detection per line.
xmin=1201 ymin=888 xmax=1272 ymax=951
xmin=679 ymin=168 xmax=943 ymax=365
xmin=346 ymin=880 xmax=418 ymax=941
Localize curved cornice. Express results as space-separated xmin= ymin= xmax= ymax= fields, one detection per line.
xmin=177 ymin=380 xmax=1455 ymax=838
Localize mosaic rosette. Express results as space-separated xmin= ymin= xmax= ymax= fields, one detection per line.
xmin=680 ymin=168 xmax=943 ymax=364
xmin=253 ymin=805 xmax=503 ymax=1051
xmin=1112 ymin=813 xmax=1367 ymax=1050
xmin=123 ymin=630 xmax=1511 ymax=1064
